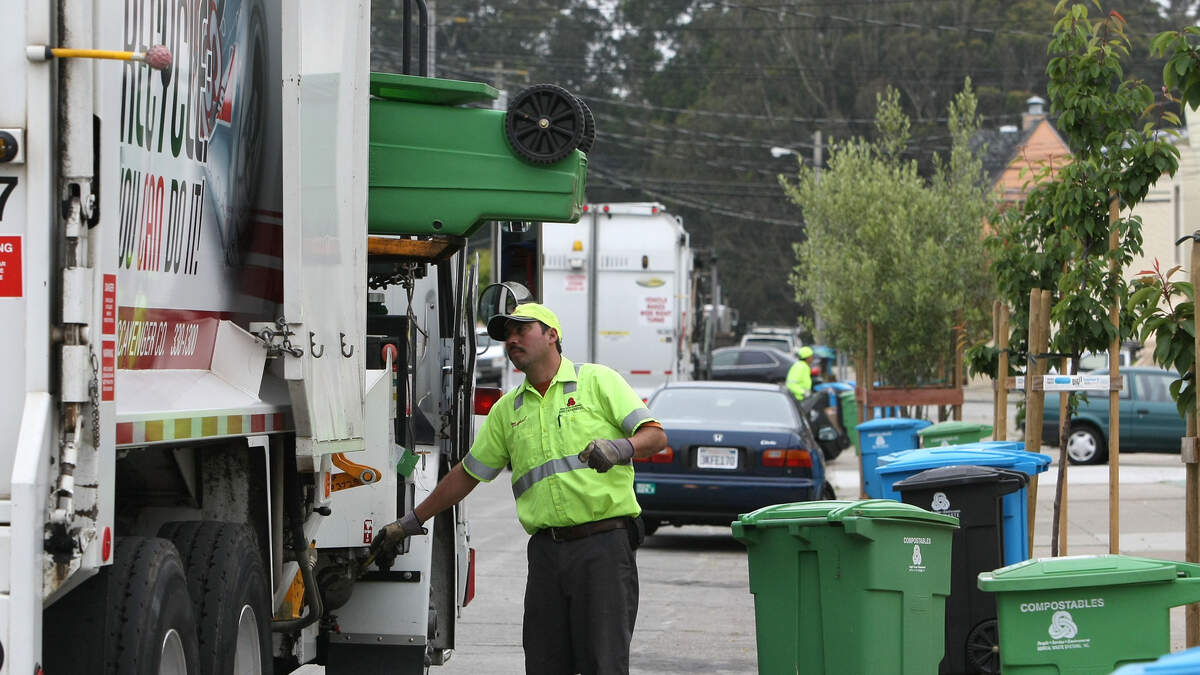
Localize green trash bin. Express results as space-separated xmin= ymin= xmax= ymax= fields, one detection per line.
xmin=838 ymin=390 xmax=860 ymax=455
xmin=977 ymin=554 xmax=1200 ymax=673
xmin=732 ymin=500 xmax=959 ymax=674
xmin=918 ymin=421 xmax=994 ymax=447
xmin=368 ymin=73 xmax=587 ymax=237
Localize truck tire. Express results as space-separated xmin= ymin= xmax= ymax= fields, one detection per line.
xmin=105 ymin=537 xmax=201 ymax=675
xmin=159 ymin=521 xmax=272 ymax=675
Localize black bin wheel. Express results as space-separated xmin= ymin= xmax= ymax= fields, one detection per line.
xmin=575 ymin=95 xmax=596 ymax=155
xmin=505 ymin=83 xmax=585 ymax=164
xmin=965 ymin=619 xmax=1001 ymax=674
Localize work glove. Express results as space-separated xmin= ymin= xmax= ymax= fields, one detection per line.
xmin=578 ymin=438 xmax=635 ymax=473
xmin=369 ymin=511 xmax=427 ymax=570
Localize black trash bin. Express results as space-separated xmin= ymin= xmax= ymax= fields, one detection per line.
xmin=894 ymin=465 xmax=1027 ymax=675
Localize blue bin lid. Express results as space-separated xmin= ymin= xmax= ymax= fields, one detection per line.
xmin=1142 ymin=646 xmax=1200 ymax=673
xmin=877 ymin=447 xmax=1051 ymax=477
xmin=856 ymin=417 xmax=932 ymax=432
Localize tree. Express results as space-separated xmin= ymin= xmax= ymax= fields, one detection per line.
xmin=979 ymin=1 xmax=1180 ymax=554
xmin=781 ymin=83 xmax=995 ymax=386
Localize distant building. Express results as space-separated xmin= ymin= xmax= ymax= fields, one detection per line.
xmin=980 ymin=96 xmax=1071 ymax=210
xmin=978 ymin=96 xmax=1198 ymax=279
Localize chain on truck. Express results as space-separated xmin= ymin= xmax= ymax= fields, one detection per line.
xmin=1 ymin=1 xmax=593 ymax=672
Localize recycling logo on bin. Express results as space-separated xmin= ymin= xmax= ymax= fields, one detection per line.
xmin=1019 ymin=597 xmax=1104 ymax=652
xmin=929 ymin=492 xmax=961 ymax=518
xmin=873 ymin=433 xmax=889 ymax=449
xmin=904 ymin=536 xmax=930 ymax=572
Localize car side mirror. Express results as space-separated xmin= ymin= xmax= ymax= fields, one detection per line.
xmin=478 ymin=282 xmax=534 ymax=326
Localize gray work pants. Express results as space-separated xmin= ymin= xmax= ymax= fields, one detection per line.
xmin=523 ymin=528 xmax=639 ymax=675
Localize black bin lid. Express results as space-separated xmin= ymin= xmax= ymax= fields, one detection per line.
xmin=893 ymin=464 xmax=1027 ymax=494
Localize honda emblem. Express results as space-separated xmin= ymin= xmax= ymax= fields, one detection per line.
xmin=713 ymin=433 xmax=723 ymax=442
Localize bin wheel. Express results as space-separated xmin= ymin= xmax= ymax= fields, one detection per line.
xmin=575 ymin=95 xmax=596 ymax=154
xmin=505 ymin=84 xmax=585 ymax=164
xmin=965 ymin=619 xmax=1001 ymax=674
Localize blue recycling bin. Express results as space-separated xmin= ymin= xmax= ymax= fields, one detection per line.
xmin=856 ymin=417 xmax=931 ymax=499
xmin=1111 ymin=645 xmax=1200 ymax=674
xmin=876 ymin=445 xmax=1051 ymax=565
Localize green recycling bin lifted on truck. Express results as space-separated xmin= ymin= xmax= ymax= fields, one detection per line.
xmin=978 ymin=554 xmax=1200 ymax=673
xmin=918 ymin=420 xmax=994 ymax=447
xmin=732 ymin=500 xmax=959 ymax=674
xmin=367 ymin=73 xmax=589 ymax=237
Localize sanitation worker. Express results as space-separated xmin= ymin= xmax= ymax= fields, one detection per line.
xmin=371 ymin=302 xmax=668 ymax=675
xmin=787 ymin=345 xmax=815 ymax=401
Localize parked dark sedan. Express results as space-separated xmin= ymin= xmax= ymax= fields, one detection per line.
xmin=709 ymin=346 xmax=796 ymax=383
xmin=1042 ymin=367 xmax=1185 ymax=465
xmin=635 ymin=381 xmax=833 ymax=535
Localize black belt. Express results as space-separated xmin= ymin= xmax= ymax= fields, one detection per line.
xmin=538 ymin=516 xmax=630 ymax=543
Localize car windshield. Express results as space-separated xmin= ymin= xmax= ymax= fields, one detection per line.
xmin=650 ymin=388 xmax=797 ymax=426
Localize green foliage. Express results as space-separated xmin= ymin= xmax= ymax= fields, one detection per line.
xmin=1152 ymin=26 xmax=1200 ymax=112
xmin=783 ymin=83 xmax=995 ymax=385
xmin=980 ymin=3 xmax=1180 ymax=420
xmin=1129 ymin=260 xmax=1195 ymax=418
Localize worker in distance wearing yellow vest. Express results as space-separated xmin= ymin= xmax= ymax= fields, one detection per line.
xmin=372 ymin=302 xmax=668 ymax=675
xmin=787 ymin=345 xmax=815 ymax=401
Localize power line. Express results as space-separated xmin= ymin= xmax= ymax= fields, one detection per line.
xmin=589 ymin=167 xmax=805 ymax=228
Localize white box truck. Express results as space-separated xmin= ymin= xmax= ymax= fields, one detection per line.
xmin=495 ymin=203 xmax=698 ymax=399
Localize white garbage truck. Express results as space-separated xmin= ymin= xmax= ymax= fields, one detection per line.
xmin=494 ymin=203 xmax=701 ymax=399
xmin=0 ymin=0 xmax=591 ymax=672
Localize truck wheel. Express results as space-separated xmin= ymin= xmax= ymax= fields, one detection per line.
xmin=105 ymin=537 xmax=200 ymax=675
xmin=159 ymin=521 xmax=272 ymax=675
xmin=1066 ymin=423 xmax=1108 ymax=465
xmin=504 ymin=83 xmax=585 ymax=164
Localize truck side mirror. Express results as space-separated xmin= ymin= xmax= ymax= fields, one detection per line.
xmin=478 ymin=282 xmax=534 ymax=325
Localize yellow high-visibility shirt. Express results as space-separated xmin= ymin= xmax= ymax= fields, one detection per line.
xmin=787 ymin=360 xmax=812 ymax=400
xmin=462 ymin=357 xmax=657 ymax=534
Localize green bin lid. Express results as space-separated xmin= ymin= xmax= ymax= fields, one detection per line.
xmin=918 ymin=421 xmax=993 ymax=436
xmin=978 ymin=554 xmax=1184 ymax=592
xmin=738 ymin=499 xmax=959 ymax=528
xmin=369 ymin=72 xmax=499 ymax=106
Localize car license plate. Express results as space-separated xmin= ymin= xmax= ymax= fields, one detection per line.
xmin=635 ymin=482 xmax=656 ymax=495
xmin=697 ymin=446 xmax=738 ymax=470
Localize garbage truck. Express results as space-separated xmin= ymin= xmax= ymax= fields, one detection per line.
xmin=493 ymin=203 xmax=706 ymax=399
xmin=1 ymin=0 xmax=591 ymax=672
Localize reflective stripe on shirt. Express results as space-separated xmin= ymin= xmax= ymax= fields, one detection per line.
xmin=463 ymin=453 xmax=503 ymax=481
xmin=512 ymin=454 xmax=590 ymax=500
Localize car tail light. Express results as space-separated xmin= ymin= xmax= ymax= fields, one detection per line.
xmin=762 ymin=450 xmax=785 ymax=467
xmin=474 ymin=387 xmax=503 ymax=415
xmin=762 ymin=449 xmax=811 ymax=468
xmin=786 ymin=449 xmax=812 ymax=467
xmin=635 ymin=446 xmax=674 ymax=463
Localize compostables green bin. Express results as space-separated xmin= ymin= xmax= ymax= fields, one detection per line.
xmin=918 ymin=420 xmax=994 ymax=447
xmin=977 ymin=555 xmax=1200 ymax=674
xmin=367 ymin=72 xmax=587 ymax=237
xmin=732 ymin=500 xmax=959 ymax=674
xmin=837 ymin=390 xmax=860 ymax=454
